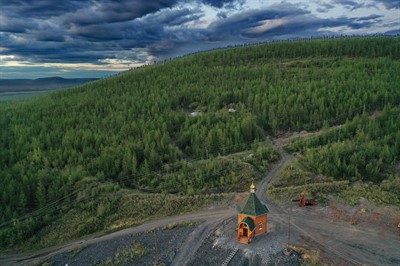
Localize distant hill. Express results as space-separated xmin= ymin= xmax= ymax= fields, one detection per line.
xmin=0 ymin=77 xmax=98 ymax=92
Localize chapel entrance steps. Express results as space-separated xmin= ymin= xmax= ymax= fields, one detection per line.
xmin=221 ymin=248 xmax=238 ymax=266
xmin=237 ymin=236 xmax=249 ymax=244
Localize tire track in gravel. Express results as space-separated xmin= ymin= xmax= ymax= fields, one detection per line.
xmin=259 ymin=137 xmax=400 ymax=266
xmin=171 ymin=214 xmax=235 ymax=266
xmin=0 ymin=208 xmax=234 ymax=266
xmin=257 ymin=144 xmax=365 ymax=266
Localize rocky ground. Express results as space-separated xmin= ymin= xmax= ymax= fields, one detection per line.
xmin=188 ymin=216 xmax=300 ymax=266
xmin=45 ymin=214 xmax=301 ymax=266
xmin=9 ymin=187 xmax=399 ymax=266
xmin=47 ymin=224 xmax=196 ymax=266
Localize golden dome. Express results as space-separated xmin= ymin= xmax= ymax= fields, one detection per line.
xmin=250 ymin=181 xmax=256 ymax=193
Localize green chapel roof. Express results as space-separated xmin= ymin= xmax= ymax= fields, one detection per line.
xmin=240 ymin=216 xmax=255 ymax=231
xmin=237 ymin=192 xmax=270 ymax=216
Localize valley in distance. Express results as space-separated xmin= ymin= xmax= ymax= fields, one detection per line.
xmin=0 ymin=77 xmax=98 ymax=101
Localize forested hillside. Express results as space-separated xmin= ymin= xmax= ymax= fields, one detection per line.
xmin=1 ymin=37 xmax=399 ymax=251
xmin=287 ymin=108 xmax=400 ymax=184
xmin=269 ymin=107 xmax=400 ymax=206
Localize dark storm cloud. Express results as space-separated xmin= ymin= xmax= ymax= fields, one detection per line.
xmin=0 ymin=0 xmax=206 ymax=64
xmin=31 ymin=22 xmax=68 ymax=42
xmin=374 ymin=0 xmax=400 ymax=9
xmin=333 ymin=0 xmax=367 ymax=10
xmin=0 ymin=17 xmax=37 ymax=33
xmin=356 ymin=14 xmax=383 ymax=21
xmin=61 ymin=0 xmax=181 ymax=26
xmin=60 ymin=0 xmax=241 ymax=27
xmin=0 ymin=0 xmax=182 ymax=31
xmin=35 ymin=32 xmax=66 ymax=42
xmin=205 ymin=3 xmax=381 ymax=41
xmin=207 ymin=3 xmax=311 ymax=40
xmin=1 ymin=35 xmax=94 ymax=63
xmin=239 ymin=16 xmax=375 ymax=38
xmin=201 ymin=0 xmax=244 ymax=8
xmin=69 ymin=7 xmax=203 ymax=44
xmin=316 ymin=2 xmax=335 ymax=13
xmin=1 ymin=0 xmax=85 ymax=18
xmin=141 ymin=8 xmax=203 ymax=27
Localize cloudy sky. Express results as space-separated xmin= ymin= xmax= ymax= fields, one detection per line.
xmin=0 ymin=0 xmax=399 ymax=79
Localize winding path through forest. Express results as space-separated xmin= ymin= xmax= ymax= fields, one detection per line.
xmin=1 ymin=130 xmax=399 ymax=265
xmin=260 ymin=133 xmax=400 ymax=266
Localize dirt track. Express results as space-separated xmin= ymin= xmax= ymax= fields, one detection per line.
xmin=1 ymin=132 xmax=399 ymax=265
xmin=262 ymin=137 xmax=400 ymax=266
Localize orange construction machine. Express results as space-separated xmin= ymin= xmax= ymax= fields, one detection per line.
xmin=291 ymin=192 xmax=315 ymax=207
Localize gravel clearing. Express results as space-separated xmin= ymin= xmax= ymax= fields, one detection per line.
xmin=188 ymin=216 xmax=300 ymax=266
xmin=48 ymin=225 xmax=196 ymax=266
xmin=46 ymin=214 xmax=301 ymax=266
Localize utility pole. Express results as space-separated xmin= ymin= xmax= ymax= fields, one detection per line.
xmin=284 ymin=216 xmax=292 ymax=256
xmin=288 ymin=216 xmax=291 ymax=248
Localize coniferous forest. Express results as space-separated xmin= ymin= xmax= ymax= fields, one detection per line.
xmin=0 ymin=37 xmax=399 ymax=251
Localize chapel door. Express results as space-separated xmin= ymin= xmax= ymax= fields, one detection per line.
xmin=243 ymin=228 xmax=248 ymax=237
